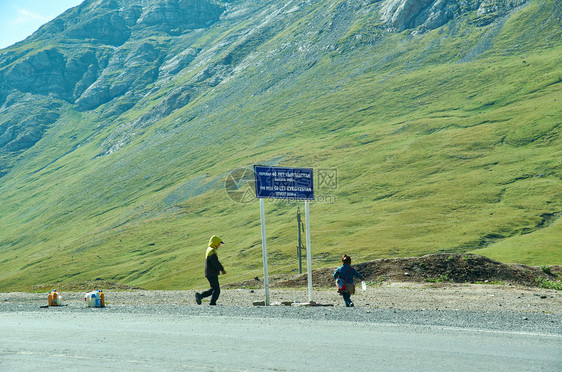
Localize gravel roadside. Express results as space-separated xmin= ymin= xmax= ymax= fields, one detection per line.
xmin=3 ymin=282 xmax=560 ymax=313
xmin=2 ymin=283 xmax=560 ymax=336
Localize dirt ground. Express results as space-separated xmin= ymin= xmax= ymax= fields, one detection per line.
xmin=4 ymin=282 xmax=560 ymax=314
xmin=20 ymin=254 xmax=560 ymax=314
xmin=224 ymin=253 xmax=562 ymax=289
xmin=219 ymin=253 xmax=562 ymax=313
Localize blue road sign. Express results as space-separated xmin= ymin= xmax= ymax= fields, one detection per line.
xmin=254 ymin=165 xmax=314 ymax=200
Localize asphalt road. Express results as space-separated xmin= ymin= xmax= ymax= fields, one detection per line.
xmin=2 ymin=307 xmax=561 ymax=371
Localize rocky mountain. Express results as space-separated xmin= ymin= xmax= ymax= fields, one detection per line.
xmin=0 ymin=0 xmax=560 ymax=291
xmin=0 ymin=0 xmax=539 ymax=168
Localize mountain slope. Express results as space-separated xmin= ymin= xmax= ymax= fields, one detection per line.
xmin=0 ymin=0 xmax=560 ymax=291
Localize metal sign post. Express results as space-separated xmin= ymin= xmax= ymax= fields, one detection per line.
xmin=254 ymin=165 xmax=314 ymax=305
xmin=297 ymin=207 xmax=302 ymax=275
xmin=259 ymin=198 xmax=270 ymax=306
xmin=305 ymin=200 xmax=312 ymax=303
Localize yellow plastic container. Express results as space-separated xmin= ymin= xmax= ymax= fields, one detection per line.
xmin=54 ymin=291 xmax=62 ymax=306
xmin=48 ymin=290 xmax=62 ymax=306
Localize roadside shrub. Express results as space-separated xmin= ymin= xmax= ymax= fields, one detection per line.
xmin=540 ymin=265 xmax=553 ymax=275
xmin=373 ymin=275 xmax=388 ymax=285
xmin=536 ymin=277 xmax=562 ymax=291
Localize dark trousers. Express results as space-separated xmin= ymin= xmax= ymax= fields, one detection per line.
xmin=342 ymin=291 xmax=353 ymax=307
xmin=201 ymin=275 xmax=220 ymax=305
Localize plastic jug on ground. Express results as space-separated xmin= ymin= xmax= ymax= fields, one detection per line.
xmin=48 ymin=290 xmax=62 ymax=306
xmin=84 ymin=290 xmax=105 ymax=307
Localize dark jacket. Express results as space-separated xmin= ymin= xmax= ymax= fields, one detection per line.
xmin=333 ymin=264 xmax=363 ymax=285
xmin=205 ymin=247 xmax=224 ymax=277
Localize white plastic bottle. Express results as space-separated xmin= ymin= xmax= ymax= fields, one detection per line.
xmin=85 ymin=291 xmax=95 ymax=307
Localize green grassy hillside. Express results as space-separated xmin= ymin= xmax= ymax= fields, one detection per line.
xmin=0 ymin=0 xmax=560 ymax=291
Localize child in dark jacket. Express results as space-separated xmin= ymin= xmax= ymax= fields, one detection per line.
xmin=333 ymin=254 xmax=363 ymax=307
xmin=195 ymin=235 xmax=226 ymax=306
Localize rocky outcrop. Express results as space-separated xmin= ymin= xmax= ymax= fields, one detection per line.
xmin=0 ymin=0 xmax=227 ymax=164
xmin=0 ymin=92 xmax=61 ymax=169
xmin=158 ymin=48 xmax=199 ymax=79
xmin=473 ymin=0 xmax=529 ymax=26
xmin=98 ymin=83 xmax=194 ymax=156
xmin=380 ymin=0 xmax=455 ymax=31
xmin=0 ymin=47 xmax=109 ymax=104
xmin=76 ymin=42 xmax=167 ymax=110
xmin=66 ymin=10 xmax=131 ymax=46
xmin=137 ymin=0 xmax=224 ymax=32
xmin=379 ymin=0 xmax=529 ymax=31
xmin=1 ymin=48 xmax=67 ymax=99
xmin=0 ymin=0 xmax=224 ymax=109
